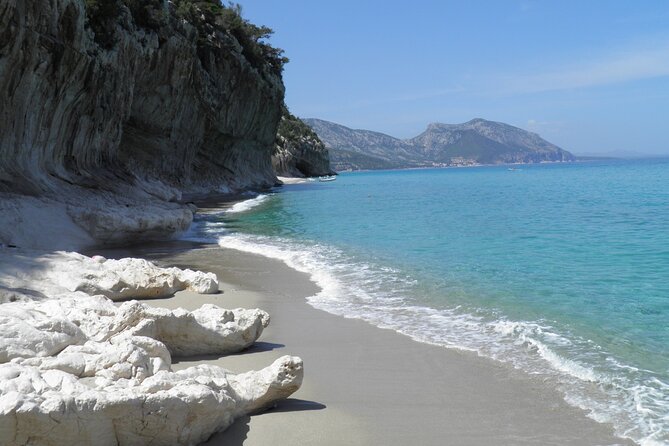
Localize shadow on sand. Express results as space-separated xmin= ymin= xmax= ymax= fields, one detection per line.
xmin=203 ymin=399 xmax=326 ymax=445
xmin=171 ymin=342 xmax=286 ymax=365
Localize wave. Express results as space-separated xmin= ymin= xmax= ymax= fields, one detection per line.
xmin=180 ymin=194 xmax=271 ymax=243
xmin=214 ymin=230 xmax=669 ymax=446
xmin=226 ymin=194 xmax=269 ymax=214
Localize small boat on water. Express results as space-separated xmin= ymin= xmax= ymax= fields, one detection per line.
xmin=318 ymin=175 xmax=337 ymax=182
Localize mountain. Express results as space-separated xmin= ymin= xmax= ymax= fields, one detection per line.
xmin=303 ymin=118 xmax=427 ymax=170
xmin=410 ymin=119 xmax=574 ymax=164
xmin=304 ymin=118 xmax=574 ymax=171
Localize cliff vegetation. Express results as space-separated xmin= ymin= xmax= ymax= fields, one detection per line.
xmin=273 ymin=105 xmax=334 ymax=177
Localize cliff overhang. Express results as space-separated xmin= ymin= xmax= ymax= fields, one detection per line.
xmin=0 ymin=0 xmax=287 ymax=249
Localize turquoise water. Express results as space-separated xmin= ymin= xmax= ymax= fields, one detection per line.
xmin=191 ymin=159 xmax=669 ymax=445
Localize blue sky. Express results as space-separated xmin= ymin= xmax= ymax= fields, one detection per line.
xmin=236 ymin=1 xmax=669 ymax=155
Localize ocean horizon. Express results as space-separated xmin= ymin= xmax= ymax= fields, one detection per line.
xmin=188 ymin=158 xmax=669 ymax=445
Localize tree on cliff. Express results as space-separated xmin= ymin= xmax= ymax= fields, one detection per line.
xmin=84 ymin=0 xmax=288 ymax=74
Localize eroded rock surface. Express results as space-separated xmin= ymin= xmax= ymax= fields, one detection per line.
xmin=1 ymin=0 xmax=284 ymax=192
xmin=0 ymin=355 xmax=303 ymax=446
xmin=0 ymin=250 xmax=218 ymax=303
xmin=0 ymin=250 xmax=302 ymax=445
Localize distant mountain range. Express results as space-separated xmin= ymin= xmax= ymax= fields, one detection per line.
xmin=303 ymin=118 xmax=575 ymax=171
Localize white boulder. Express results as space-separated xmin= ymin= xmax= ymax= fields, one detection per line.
xmin=0 ymin=287 xmax=299 ymax=445
xmin=0 ymin=356 xmax=303 ymax=446
xmin=0 ymin=295 xmax=270 ymax=360
xmin=0 ymin=250 xmax=219 ymax=303
xmin=47 ymin=253 xmax=219 ymax=300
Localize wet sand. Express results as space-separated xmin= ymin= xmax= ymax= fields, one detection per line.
xmin=131 ymin=244 xmax=634 ymax=446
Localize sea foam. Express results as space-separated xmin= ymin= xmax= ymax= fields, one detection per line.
xmin=227 ymin=194 xmax=269 ymax=214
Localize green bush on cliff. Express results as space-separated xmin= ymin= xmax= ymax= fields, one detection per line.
xmin=84 ymin=0 xmax=288 ymax=75
xmin=173 ymin=1 xmax=289 ymax=75
xmin=85 ymin=0 xmax=164 ymax=47
xmin=84 ymin=0 xmax=120 ymax=48
xmin=125 ymin=0 xmax=165 ymax=30
xmin=277 ymin=105 xmax=321 ymax=144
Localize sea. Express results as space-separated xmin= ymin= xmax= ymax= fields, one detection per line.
xmin=186 ymin=158 xmax=669 ymax=445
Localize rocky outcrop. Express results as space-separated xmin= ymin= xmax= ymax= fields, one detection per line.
xmin=305 ymin=118 xmax=575 ymax=170
xmin=0 ymin=0 xmax=288 ymax=249
xmin=0 ymin=355 xmax=302 ymax=446
xmin=0 ymin=249 xmax=303 ymax=445
xmin=0 ymin=250 xmax=219 ymax=303
xmin=273 ymin=107 xmax=334 ymax=177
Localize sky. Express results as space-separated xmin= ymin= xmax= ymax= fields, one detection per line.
xmin=236 ymin=0 xmax=669 ymax=155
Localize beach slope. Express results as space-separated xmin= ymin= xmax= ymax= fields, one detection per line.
xmin=142 ymin=246 xmax=634 ymax=446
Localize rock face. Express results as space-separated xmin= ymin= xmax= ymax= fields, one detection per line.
xmin=0 ymin=0 xmax=295 ymax=249
xmin=0 ymin=355 xmax=302 ymax=446
xmin=305 ymin=117 xmax=575 ymax=170
xmin=0 ymin=250 xmax=219 ymax=303
xmin=273 ymin=108 xmax=334 ymax=177
xmin=0 ymin=249 xmax=303 ymax=445
xmin=0 ymin=0 xmax=284 ymax=193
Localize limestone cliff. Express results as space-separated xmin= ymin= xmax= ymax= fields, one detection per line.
xmin=0 ymin=0 xmax=292 ymax=248
xmin=273 ymin=106 xmax=334 ymax=177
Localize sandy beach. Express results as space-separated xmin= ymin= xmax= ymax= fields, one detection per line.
xmin=119 ymin=243 xmax=636 ymax=446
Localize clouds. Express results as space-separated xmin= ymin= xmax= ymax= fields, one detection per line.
xmin=502 ymin=39 xmax=669 ymax=94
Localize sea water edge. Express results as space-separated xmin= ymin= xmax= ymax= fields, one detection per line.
xmin=186 ymin=159 xmax=669 ymax=446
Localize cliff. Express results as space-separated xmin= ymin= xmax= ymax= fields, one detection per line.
xmin=0 ymin=0 xmax=290 ymax=249
xmin=273 ymin=107 xmax=334 ymax=177
xmin=305 ymin=118 xmax=575 ymax=170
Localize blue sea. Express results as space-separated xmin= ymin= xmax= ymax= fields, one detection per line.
xmin=189 ymin=159 xmax=669 ymax=445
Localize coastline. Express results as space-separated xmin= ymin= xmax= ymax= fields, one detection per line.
xmin=137 ymin=244 xmax=635 ymax=445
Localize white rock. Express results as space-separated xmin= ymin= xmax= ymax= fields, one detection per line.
xmin=0 ymin=250 xmax=219 ymax=303
xmin=0 ymin=356 xmax=303 ymax=446
xmin=0 ymin=304 xmax=85 ymax=363
xmin=116 ymin=302 xmax=271 ymax=356
xmin=173 ymin=267 xmax=220 ymax=294
xmin=0 ymin=195 xmax=95 ymax=252
xmin=49 ymin=253 xmax=219 ymax=300
xmin=0 ymin=192 xmax=193 ymax=252
xmin=0 ymin=295 xmax=269 ymax=360
xmin=0 ymin=286 xmax=299 ymax=445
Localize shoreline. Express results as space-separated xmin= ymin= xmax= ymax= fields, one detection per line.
xmin=136 ymin=243 xmax=635 ymax=445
